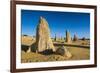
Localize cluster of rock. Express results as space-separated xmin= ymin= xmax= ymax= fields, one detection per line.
xmin=53 ymin=30 xmax=79 ymax=43
xmin=22 ymin=16 xmax=72 ymax=58
xmin=65 ymin=31 xmax=79 ymax=43
xmin=35 ymin=16 xmax=72 ymax=58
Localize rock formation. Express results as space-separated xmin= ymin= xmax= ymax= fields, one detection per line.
xmin=56 ymin=46 xmax=72 ymax=58
xmin=66 ymin=30 xmax=71 ymax=43
xmin=82 ymin=37 xmax=86 ymax=41
xmin=73 ymin=34 xmax=78 ymax=41
xmin=36 ymin=16 xmax=55 ymax=53
xmin=54 ymin=34 xmax=57 ymax=41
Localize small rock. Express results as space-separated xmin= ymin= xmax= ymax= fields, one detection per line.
xmin=56 ymin=46 xmax=72 ymax=58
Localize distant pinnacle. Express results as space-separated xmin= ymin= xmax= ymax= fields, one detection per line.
xmin=66 ymin=30 xmax=71 ymax=43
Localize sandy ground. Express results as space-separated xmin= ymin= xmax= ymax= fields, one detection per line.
xmin=21 ymin=36 xmax=90 ymax=63
xmin=21 ymin=46 xmax=90 ymax=63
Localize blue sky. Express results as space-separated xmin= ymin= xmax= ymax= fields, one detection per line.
xmin=21 ymin=10 xmax=90 ymax=38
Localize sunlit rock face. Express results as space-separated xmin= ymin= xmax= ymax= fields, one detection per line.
xmin=56 ymin=46 xmax=72 ymax=58
xmin=36 ymin=16 xmax=55 ymax=53
xmin=73 ymin=34 xmax=78 ymax=41
xmin=66 ymin=30 xmax=71 ymax=43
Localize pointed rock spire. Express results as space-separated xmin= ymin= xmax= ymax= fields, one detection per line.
xmin=73 ymin=34 xmax=78 ymax=41
xmin=36 ymin=16 xmax=55 ymax=53
xmin=54 ymin=34 xmax=57 ymax=41
xmin=66 ymin=30 xmax=71 ymax=43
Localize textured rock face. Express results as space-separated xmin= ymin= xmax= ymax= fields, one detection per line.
xmin=36 ymin=16 xmax=55 ymax=53
xmin=66 ymin=31 xmax=71 ymax=43
xmin=73 ymin=34 xmax=78 ymax=41
xmin=56 ymin=46 xmax=72 ymax=58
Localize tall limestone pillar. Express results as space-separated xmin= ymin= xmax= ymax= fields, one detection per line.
xmin=73 ymin=34 xmax=78 ymax=41
xmin=66 ymin=30 xmax=71 ymax=43
xmin=36 ymin=16 xmax=55 ymax=53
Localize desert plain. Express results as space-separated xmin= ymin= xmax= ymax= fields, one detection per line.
xmin=21 ymin=35 xmax=90 ymax=63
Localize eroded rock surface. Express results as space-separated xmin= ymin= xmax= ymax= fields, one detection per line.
xmin=36 ymin=16 xmax=55 ymax=53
